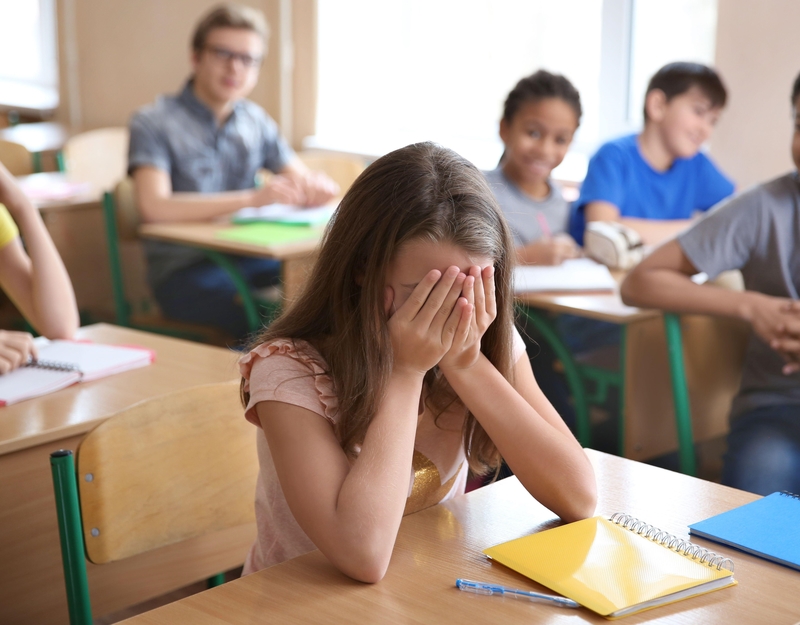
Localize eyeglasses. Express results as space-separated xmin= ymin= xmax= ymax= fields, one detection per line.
xmin=204 ymin=45 xmax=263 ymax=69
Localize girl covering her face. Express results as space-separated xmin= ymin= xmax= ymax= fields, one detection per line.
xmin=239 ymin=142 xmax=596 ymax=582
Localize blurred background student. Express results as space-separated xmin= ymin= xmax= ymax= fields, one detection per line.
xmin=128 ymin=4 xmax=337 ymax=342
xmin=486 ymin=70 xmax=581 ymax=266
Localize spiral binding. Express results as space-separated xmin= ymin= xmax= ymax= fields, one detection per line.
xmin=610 ymin=513 xmax=734 ymax=572
xmin=779 ymin=491 xmax=800 ymax=501
xmin=25 ymin=359 xmax=81 ymax=374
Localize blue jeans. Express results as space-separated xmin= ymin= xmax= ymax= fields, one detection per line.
xmin=722 ymin=404 xmax=800 ymax=495
xmin=154 ymin=256 xmax=281 ymax=343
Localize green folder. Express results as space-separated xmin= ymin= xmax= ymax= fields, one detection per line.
xmin=216 ymin=223 xmax=322 ymax=246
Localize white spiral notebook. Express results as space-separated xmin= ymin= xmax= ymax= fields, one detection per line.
xmin=0 ymin=339 xmax=154 ymax=406
xmin=513 ymin=258 xmax=617 ymax=293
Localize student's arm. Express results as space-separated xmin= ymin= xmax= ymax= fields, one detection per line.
xmin=0 ymin=163 xmax=78 ymax=341
xmin=622 ymin=240 xmax=800 ymax=372
xmin=279 ymin=159 xmax=340 ymax=207
xmin=132 ymin=166 xmax=309 ymax=224
xmin=585 ymin=201 xmax=693 ymax=246
xmin=440 ymin=266 xmax=597 ymax=522
xmin=257 ymin=268 xmax=470 ymax=583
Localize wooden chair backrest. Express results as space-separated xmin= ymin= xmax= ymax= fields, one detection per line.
xmin=76 ymin=380 xmax=258 ymax=564
xmin=0 ymin=139 xmax=33 ymax=175
xmin=297 ymin=151 xmax=366 ymax=194
xmin=113 ymin=177 xmax=141 ymax=242
xmin=63 ymin=127 xmax=129 ymax=191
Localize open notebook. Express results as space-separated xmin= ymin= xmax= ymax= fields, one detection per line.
xmin=689 ymin=491 xmax=800 ymax=571
xmin=231 ymin=202 xmax=336 ymax=226
xmin=0 ymin=339 xmax=154 ymax=406
xmin=513 ymin=258 xmax=617 ymax=293
xmin=484 ymin=514 xmax=736 ymax=619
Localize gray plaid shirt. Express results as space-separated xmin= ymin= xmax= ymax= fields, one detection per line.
xmin=128 ymin=80 xmax=295 ymax=286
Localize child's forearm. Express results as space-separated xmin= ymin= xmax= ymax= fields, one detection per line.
xmin=324 ymin=369 xmax=423 ymax=582
xmin=622 ymin=266 xmax=753 ymax=321
xmin=443 ymin=355 xmax=596 ymax=522
xmin=13 ymin=205 xmax=79 ymax=338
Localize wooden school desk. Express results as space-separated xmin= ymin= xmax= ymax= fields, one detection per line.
xmin=118 ymin=449 xmax=799 ymax=625
xmin=138 ymin=221 xmax=323 ymax=324
xmin=517 ymin=275 xmax=747 ymax=478
xmin=0 ymin=324 xmax=246 ymax=625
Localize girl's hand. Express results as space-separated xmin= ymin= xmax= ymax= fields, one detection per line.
xmin=0 ymin=330 xmax=37 ymax=374
xmin=439 ymin=265 xmax=496 ymax=372
xmin=386 ymin=267 xmax=470 ymax=376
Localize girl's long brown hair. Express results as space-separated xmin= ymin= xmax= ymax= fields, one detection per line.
xmin=242 ymin=142 xmax=516 ymax=474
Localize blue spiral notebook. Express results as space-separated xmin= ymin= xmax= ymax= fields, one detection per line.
xmin=689 ymin=491 xmax=800 ymax=572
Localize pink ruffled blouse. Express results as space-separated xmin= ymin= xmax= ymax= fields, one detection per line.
xmin=239 ymin=329 xmax=526 ymax=574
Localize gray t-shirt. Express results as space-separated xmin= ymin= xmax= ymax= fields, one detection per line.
xmin=484 ymin=167 xmax=569 ymax=246
xmin=128 ymin=80 xmax=295 ymax=287
xmin=678 ymin=172 xmax=800 ymax=419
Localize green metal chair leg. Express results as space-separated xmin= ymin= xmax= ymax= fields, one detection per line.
xmin=32 ymin=151 xmax=43 ymax=173
xmin=207 ymin=573 xmax=226 ymax=588
xmin=518 ymin=306 xmax=592 ymax=446
xmin=663 ymin=313 xmax=697 ymax=476
xmin=203 ymin=251 xmax=262 ymax=333
xmin=50 ymin=450 xmax=93 ymax=625
xmin=102 ymin=191 xmax=131 ymax=327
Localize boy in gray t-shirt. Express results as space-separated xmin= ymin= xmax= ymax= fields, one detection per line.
xmin=620 ymin=72 xmax=800 ymax=495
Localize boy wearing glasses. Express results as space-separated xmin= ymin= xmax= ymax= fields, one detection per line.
xmin=128 ymin=4 xmax=337 ymax=341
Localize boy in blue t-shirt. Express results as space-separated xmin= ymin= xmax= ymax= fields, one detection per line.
xmin=572 ymin=62 xmax=735 ymax=246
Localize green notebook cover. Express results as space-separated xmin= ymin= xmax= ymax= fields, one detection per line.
xmin=216 ymin=223 xmax=322 ymax=246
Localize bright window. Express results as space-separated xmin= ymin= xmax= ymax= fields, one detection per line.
xmin=628 ymin=0 xmax=718 ymax=126
xmin=0 ymin=0 xmax=59 ymax=113
xmin=312 ymin=0 xmax=718 ymax=178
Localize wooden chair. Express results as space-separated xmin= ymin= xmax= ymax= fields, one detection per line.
xmin=297 ymin=150 xmax=366 ymax=194
xmin=62 ymin=127 xmax=129 ymax=191
xmin=50 ymin=381 xmax=258 ymax=625
xmin=0 ymin=139 xmax=34 ymax=175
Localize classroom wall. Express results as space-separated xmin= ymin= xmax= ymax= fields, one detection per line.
xmin=53 ymin=0 xmax=316 ymax=148
xmin=711 ymin=0 xmax=800 ymax=189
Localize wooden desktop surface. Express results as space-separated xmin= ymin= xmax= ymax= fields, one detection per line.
xmin=121 ymin=449 xmax=798 ymax=625
xmin=16 ymin=171 xmax=103 ymax=211
xmin=139 ymin=222 xmax=323 ymax=302
xmin=0 ymin=324 xmax=247 ymax=625
xmin=516 ymin=269 xmax=659 ymax=324
xmin=0 ymin=323 xmax=239 ymax=456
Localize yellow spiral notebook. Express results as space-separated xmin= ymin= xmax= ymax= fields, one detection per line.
xmin=484 ymin=514 xmax=736 ymax=619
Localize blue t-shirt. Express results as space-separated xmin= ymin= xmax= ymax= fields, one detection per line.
xmin=570 ymin=134 xmax=734 ymax=244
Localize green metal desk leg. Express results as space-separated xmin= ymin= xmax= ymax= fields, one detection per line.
xmin=663 ymin=313 xmax=697 ymax=476
xmin=56 ymin=150 xmax=66 ymax=172
xmin=518 ymin=306 xmax=592 ymax=447
xmin=203 ymin=251 xmax=262 ymax=333
xmin=32 ymin=151 xmax=43 ymax=173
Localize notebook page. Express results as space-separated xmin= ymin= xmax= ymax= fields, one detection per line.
xmin=0 ymin=366 xmax=81 ymax=406
xmin=35 ymin=341 xmax=153 ymax=382
xmin=513 ymin=258 xmax=617 ymax=293
xmin=232 ymin=203 xmax=336 ymax=225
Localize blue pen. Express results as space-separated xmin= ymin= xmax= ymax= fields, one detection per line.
xmin=455 ymin=579 xmax=580 ymax=609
